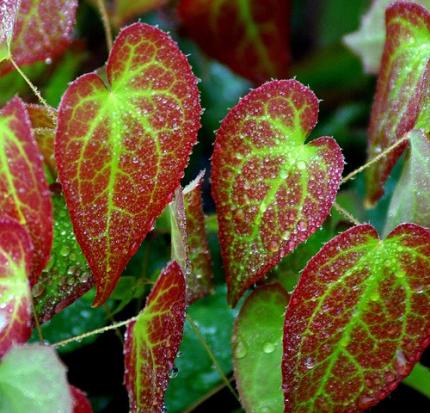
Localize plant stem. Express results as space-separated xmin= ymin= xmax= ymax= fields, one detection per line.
xmin=187 ymin=315 xmax=240 ymax=402
xmin=333 ymin=202 xmax=361 ymax=226
xmin=103 ymin=303 xmax=124 ymax=345
xmin=341 ymin=134 xmax=410 ymax=185
xmin=96 ymin=0 xmax=113 ymax=52
xmin=32 ymin=305 xmax=44 ymax=343
xmin=403 ymin=363 xmax=430 ymax=399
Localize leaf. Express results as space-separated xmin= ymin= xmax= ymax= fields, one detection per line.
xmin=0 ymin=217 xmax=32 ymax=357
xmin=183 ymin=171 xmax=213 ymax=302
xmin=0 ymin=0 xmax=78 ymax=75
xmin=32 ymin=193 xmax=93 ymax=323
xmin=71 ymin=386 xmax=93 ymax=413
xmin=211 ymin=79 xmax=344 ymax=306
xmin=233 ymin=284 xmax=288 ymax=413
xmin=282 ymin=223 xmax=430 ymax=412
xmin=365 ymin=2 xmax=430 ymax=206
xmin=0 ymin=0 xmax=20 ymax=62
xmin=0 ymin=96 xmax=53 ymax=283
xmin=384 ymin=130 xmax=430 ymax=235
xmin=0 ymin=344 xmax=73 ymax=413
xmin=55 ymin=22 xmax=201 ymax=306
xmin=111 ymin=0 xmax=168 ymax=28
xmin=26 ymin=103 xmax=57 ymax=176
xmin=124 ymin=261 xmax=186 ymax=413
xmin=177 ymin=0 xmax=290 ymax=84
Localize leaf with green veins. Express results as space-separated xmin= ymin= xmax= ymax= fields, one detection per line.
xmin=233 ymin=284 xmax=288 ymax=413
xmin=211 ymin=79 xmax=344 ymax=306
xmin=124 ymin=261 xmax=186 ymax=413
xmin=385 ymin=130 xmax=430 ymax=235
xmin=0 ymin=96 xmax=53 ymax=283
xmin=55 ymin=22 xmax=201 ymax=306
xmin=0 ymin=344 xmax=73 ymax=413
xmin=178 ymin=0 xmax=290 ymax=84
xmin=283 ymin=223 xmax=430 ymax=412
xmin=0 ymin=217 xmax=33 ymax=358
xmin=32 ymin=193 xmax=93 ymax=323
xmin=0 ymin=0 xmax=78 ymax=76
xmin=365 ymin=2 xmax=430 ymax=206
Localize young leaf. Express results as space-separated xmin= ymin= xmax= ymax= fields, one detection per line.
xmin=111 ymin=0 xmax=168 ymax=28
xmin=0 ymin=0 xmax=20 ymax=62
xmin=27 ymin=103 xmax=57 ymax=176
xmin=0 ymin=217 xmax=32 ymax=357
xmin=343 ymin=0 xmax=430 ymax=74
xmin=211 ymin=79 xmax=344 ymax=306
xmin=233 ymin=284 xmax=288 ymax=413
xmin=0 ymin=0 xmax=78 ymax=75
xmin=55 ymin=23 xmax=201 ymax=306
xmin=385 ymin=130 xmax=430 ymax=235
xmin=0 ymin=344 xmax=73 ymax=413
xmin=124 ymin=261 xmax=186 ymax=413
xmin=283 ymin=223 xmax=430 ymax=412
xmin=0 ymin=96 xmax=53 ymax=283
xmin=71 ymin=386 xmax=93 ymax=413
xmin=177 ymin=0 xmax=290 ymax=84
xmin=183 ymin=171 xmax=213 ymax=302
xmin=32 ymin=193 xmax=93 ymax=323
xmin=365 ymin=2 xmax=430 ymax=206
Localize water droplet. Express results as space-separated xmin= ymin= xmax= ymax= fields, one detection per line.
xmin=297 ymin=161 xmax=306 ymax=170
xmin=263 ymin=342 xmax=275 ymax=354
xmin=304 ymin=357 xmax=315 ymax=370
xmin=60 ymin=245 xmax=70 ymax=257
xmin=235 ymin=340 xmax=247 ymax=359
xmin=169 ymin=366 xmax=179 ymax=378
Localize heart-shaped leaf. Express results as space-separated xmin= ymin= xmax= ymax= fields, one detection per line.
xmin=0 ymin=0 xmax=78 ymax=75
xmin=233 ymin=283 xmax=288 ymax=413
xmin=365 ymin=2 xmax=430 ymax=206
xmin=0 ymin=217 xmax=32 ymax=358
xmin=177 ymin=0 xmax=290 ymax=84
xmin=283 ymin=223 xmax=430 ymax=412
xmin=55 ymin=22 xmax=201 ymax=306
xmin=211 ymin=79 xmax=344 ymax=306
xmin=0 ymin=96 xmax=53 ymax=283
xmin=71 ymin=386 xmax=93 ymax=413
xmin=124 ymin=261 xmax=186 ymax=413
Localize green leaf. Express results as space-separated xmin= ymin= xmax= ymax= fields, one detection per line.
xmin=233 ymin=284 xmax=288 ymax=413
xmin=0 ymin=344 xmax=72 ymax=413
xmin=403 ymin=362 xmax=430 ymax=399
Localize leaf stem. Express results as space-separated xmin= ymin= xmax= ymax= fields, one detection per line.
xmin=341 ymin=134 xmax=410 ymax=185
xmin=403 ymin=363 xmax=430 ymax=399
xmin=187 ymin=315 xmax=240 ymax=402
xmin=333 ymin=202 xmax=361 ymax=226
xmin=32 ymin=305 xmax=44 ymax=343
xmin=103 ymin=303 xmax=124 ymax=345
xmin=96 ymin=0 xmax=113 ymax=52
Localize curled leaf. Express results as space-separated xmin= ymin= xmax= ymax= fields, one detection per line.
xmin=55 ymin=23 xmax=201 ymax=306
xmin=124 ymin=261 xmax=186 ymax=413
xmin=211 ymin=79 xmax=343 ymax=306
xmin=283 ymin=223 xmax=430 ymax=412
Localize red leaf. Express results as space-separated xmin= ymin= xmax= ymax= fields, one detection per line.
xmin=0 ymin=217 xmax=33 ymax=358
xmin=211 ymin=80 xmax=343 ymax=306
xmin=365 ymin=2 xmax=430 ymax=206
xmin=71 ymin=386 xmax=93 ymax=413
xmin=0 ymin=96 xmax=53 ymax=283
xmin=55 ymin=23 xmax=201 ymax=306
xmin=124 ymin=261 xmax=186 ymax=413
xmin=177 ymin=0 xmax=290 ymax=84
xmin=283 ymin=223 xmax=430 ymax=412
xmin=0 ymin=0 xmax=78 ymax=75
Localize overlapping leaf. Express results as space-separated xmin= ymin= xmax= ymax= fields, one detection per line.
xmin=124 ymin=261 xmax=186 ymax=413
xmin=111 ymin=0 xmax=168 ymax=28
xmin=0 ymin=217 xmax=32 ymax=357
xmin=178 ymin=0 xmax=290 ymax=84
xmin=71 ymin=386 xmax=93 ymax=413
xmin=233 ymin=284 xmax=288 ymax=413
xmin=0 ymin=0 xmax=78 ymax=75
xmin=365 ymin=2 xmax=430 ymax=206
xmin=32 ymin=193 xmax=93 ymax=323
xmin=283 ymin=224 xmax=430 ymax=412
xmin=0 ymin=96 xmax=52 ymax=283
xmin=211 ymin=80 xmax=344 ymax=306
xmin=55 ymin=23 xmax=201 ymax=306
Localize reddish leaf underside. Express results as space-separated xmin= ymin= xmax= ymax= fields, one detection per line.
xmin=0 ymin=0 xmax=20 ymax=61
xmin=178 ymin=0 xmax=290 ymax=84
xmin=0 ymin=0 xmax=78 ymax=75
xmin=365 ymin=2 xmax=430 ymax=206
xmin=0 ymin=96 xmax=53 ymax=283
xmin=55 ymin=22 xmax=201 ymax=306
xmin=71 ymin=386 xmax=93 ymax=413
xmin=211 ymin=79 xmax=344 ymax=306
xmin=124 ymin=261 xmax=186 ymax=413
xmin=283 ymin=224 xmax=430 ymax=412
xmin=0 ymin=217 xmax=33 ymax=358
xmin=183 ymin=171 xmax=213 ymax=303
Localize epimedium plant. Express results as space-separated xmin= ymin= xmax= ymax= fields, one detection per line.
xmin=0 ymin=0 xmax=429 ymax=412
